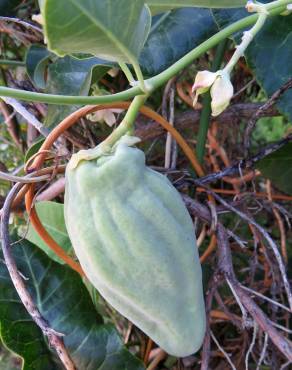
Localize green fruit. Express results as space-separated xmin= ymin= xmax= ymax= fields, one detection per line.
xmin=64 ymin=136 xmax=205 ymax=357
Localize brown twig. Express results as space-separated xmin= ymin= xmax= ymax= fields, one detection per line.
xmin=146 ymin=349 xmax=167 ymax=370
xmin=1 ymin=182 xmax=76 ymax=370
xmin=244 ymin=78 xmax=292 ymax=154
xmin=200 ymin=274 xmax=222 ymax=370
xmin=1 ymin=97 xmax=49 ymax=137
xmin=200 ymin=234 xmax=217 ymax=263
xmin=135 ymin=102 xmax=278 ymax=142
xmin=266 ymin=180 xmax=288 ymax=264
xmin=0 ymin=100 xmax=22 ymax=150
xmin=210 ymin=329 xmax=237 ymax=369
xmin=182 ymin=194 xmax=292 ymax=361
xmin=36 ymin=177 xmax=66 ymax=202
xmin=0 ymin=16 xmax=43 ymax=33
xmin=195 ymin=133 xmax=292 ymax=185
xmin=144 ymin=338 xmax=154 ymax=365
xmin=216 ymin=225 xmax=292 ymax=362
xmin=204 ymin=188 xmax=292 ymax=311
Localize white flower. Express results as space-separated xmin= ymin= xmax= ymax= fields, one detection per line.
xmin=107 ymin=68 xmax=119 ymax=78
xmin=210 ymin=72 xmax=234 ymax=117
xmin=87 ymin=109 xmax=124 ymax=127
xmin=32 ymin=14 xmax=44 ymax=25
xmin=192 ymin=71 xmax=218 ymax=106
xmin=192 ymin=70 xmax=234 ymax=116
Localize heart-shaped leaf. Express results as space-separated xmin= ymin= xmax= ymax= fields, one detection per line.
xmin=25 ymin=44 xmax=51 ymax=89
xmin=42 ymin=0 xmax=151 ymax=64
xmin=24 ymin=138 xmax=45 ymax=163
xmin=257 ymin=142 xmax=292 ymax=195
xmin=146 ymin=0 xmax=246 ymax=15
xmin=44 ymin=55 xmax=111 ymax=126
xmin=0 ymin=237 xmax=145 ymax=370
xmin=140 ymin=8 xmax=218 ymax=76
xmin=26 ymin=201 xmax=73 ymax=264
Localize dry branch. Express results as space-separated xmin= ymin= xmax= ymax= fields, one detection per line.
xmin=194 ymin=133 xmax=292 ymax=185
xmin=182 ymin=194 xmax=292 ymax=362
xmin=1 ymin=182 xmax=76 ymax=370
xmin=135 ymin=102 xmax=279 ymax=142
xmin=244 ymin=78 xmax=292 ymax=153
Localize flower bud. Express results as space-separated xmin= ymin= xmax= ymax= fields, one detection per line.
xmin=192 ymin=70 xmax=233 ymax=116
xmin=210 ymin=72 xmax=234 ymax=117
xmin=87 ymin=109 xmax=124 ymax=127
xmin=32 ymin=14 xmax=44 ymax=25
xmin=192 ymin=71 xmax=218 ymax=106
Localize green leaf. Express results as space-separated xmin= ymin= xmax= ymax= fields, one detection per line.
xmin=42 ymin=0 xmax=151 ymax=64
xmin=0 ymin=237 xmax=145 ymax=370
xmin=140 ymin=8 xmax=218 ymax=76
xmin=256 ymin=143 xmax=292 ymax=195
xmin=24 ymin=138 xmax=45 ymax=163
xmin=212 ymin=8 xmax=292 ymax=122
xmin=44 ymin=56 xmax=111 ymax=127
xmin=26 ymin=201 xmax=73 ymax=264
xmin=25 ymin=45 xmax=51 ymax=89
xmin=0 ymin=0 xmax=22 ymax=16
xmin=146 ymin=0 xmax=246 ymax=15
xmin=245 ymin=14 xmax=292 ymax=122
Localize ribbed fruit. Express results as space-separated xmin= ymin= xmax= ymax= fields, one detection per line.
xmin=64 ymin=136 xmax=205 ymax=357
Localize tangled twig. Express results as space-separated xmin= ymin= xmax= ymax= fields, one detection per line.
xmin=196 ymin=133 xmax=292 ymax=185
xmin=0 ymin=16 xmax=43 ymax=33
xmin=244 ymin=78 xmax=292 ymax=154
xmin=1 ymin=181 xmax=76 ymax=370
xmin=201 ymin=187 xmax=292 ymax=312
xmin=182 ymin=194 xmax=292 ymax=362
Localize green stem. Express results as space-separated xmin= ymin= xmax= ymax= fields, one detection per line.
xmin=0 ymin=2 xmax=288 ymax=105
xmin=0 ymin=59 xmax=25 ymax=67
xmin=224 ymin=12 xmax=267 ymax=74
xmin=102 ymin=94 xmax=148 ymax=147
xmin=196 ymin=93 xmax=212 ymax=163
xmin=132 ymin=60 xmax=148 ymax=93
xmin=196 ymin=39 xmax=228 ymax=163
xmin=119 ymin=62 xmax=135 ymax=84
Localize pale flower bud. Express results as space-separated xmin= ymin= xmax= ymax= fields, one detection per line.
xmin=32 ymin=14 xmax=44 ymax=25
xmin=192 ymin=70 xmax=218 ymax=106
xmin=87 ymin=109 xmax=124 ymax=127
xmin=210 ymin=72 xmax=234 ymax=117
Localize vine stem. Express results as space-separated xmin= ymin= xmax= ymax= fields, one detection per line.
xmin=0 ymin=2 xmax=289 ymax=104
xmin=196 ymin=39 xmax=228 ymax=163
xmin=119 ymin=62 xmax=135 ymax=84
xmin=1 ymin=182 xmax=76 ymax=370
xmin=20 ymin=102 xmax=204 ymax=276
xmin=102 ymin=95 xmax=148 ymax=148
xmin=0 ymin=59 xmax=25 ymax=67
xmin=224 ymin=12 xmax=268 ymax=74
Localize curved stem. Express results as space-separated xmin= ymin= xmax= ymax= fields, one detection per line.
xmin=119 ymin=61 xmax=135 ymax=84
xmin=224 ymin=12 xmax=268 ymax=74
xmin=196 ymin=39 xmax=228 ymax=163
xmin=0 ymin=59 xmax=25 ymax=67
xmin=0 ymin=3 xmax=288 ymax=105
xmin=22 ymin=103 xmax=204 ymax=276
xmin=102 ymin=94 xmax=148 ymax=147
xmin=132 ymin=60 xmax=148 ymax=93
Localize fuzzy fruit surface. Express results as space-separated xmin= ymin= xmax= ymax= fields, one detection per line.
xmin=64 ymin=137 xmax=206 ymax=357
